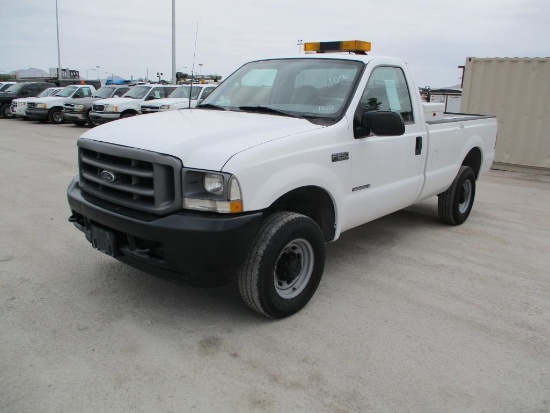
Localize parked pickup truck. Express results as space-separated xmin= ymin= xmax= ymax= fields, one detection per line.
xmin=26 ymin=84 xmax=97 ymax=124
xmin=67 ymin=40 xmax=497 ymax=318
xmin=90 ymin=84 xmax=177 ymax=124
xmin=140 ymin=84 xmax=217 ymax=114
xmin=0 ymin=82 xmax=56 ymax=118
xmin=11 ymin=87 xmax=63 ymax=119
xmin=63 ymin=85 xmax=130 ymax=127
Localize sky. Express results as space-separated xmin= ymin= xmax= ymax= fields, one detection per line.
xmin=1 ymin=0 xmax=549 ymax=88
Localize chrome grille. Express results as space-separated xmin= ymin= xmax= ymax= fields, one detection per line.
xmin=140 ymin=105 xmax=159 ymax=114
xmin=78 ymin=139 xmax=183 ymax=215
xmin=27 ymin=102 xmax=36 ymax=109
xmin=93 ymin=104 xmax=105 ymax=112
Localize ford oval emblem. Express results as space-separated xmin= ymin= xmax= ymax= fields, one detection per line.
xmin=100 ymin=170 xmax=116 ymax=183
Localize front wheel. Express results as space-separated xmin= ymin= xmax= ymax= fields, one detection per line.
xmin=120 ymin=112 xmax=136 ymax=119
xmin=238 ymin=212 xmax=326 ymax=318
xmin=438 ymin=165 xmax=476 ymax=225
xmin=48 ymin=108 xmax=64 ymax=124
xmin=0 ymin=104 xmax=13 ymax=118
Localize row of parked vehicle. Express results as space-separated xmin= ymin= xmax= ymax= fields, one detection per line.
xmin=0 ymin=80 xmax=217 ymax=127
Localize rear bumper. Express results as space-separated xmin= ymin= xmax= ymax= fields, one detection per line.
xmin=67 ymin=177 xmax=262 ymax=286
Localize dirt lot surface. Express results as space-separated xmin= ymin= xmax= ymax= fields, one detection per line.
xmin=1 ymin=118 xmax=549 ymax=412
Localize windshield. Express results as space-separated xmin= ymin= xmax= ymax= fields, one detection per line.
xmin=168 ymin=85 xmax=201 ymax=99
xmin=93 ymin=87 xmax=115 ymax=98
xmin=5 ymin=83 xmax=25 ymax=93
xmin=56 ymin=86 xmax=78 ymax=97
xmin=122 ymin=86 xmax=151 ymax=99
xmin=38 ymin=88 xmax=57 ymax=97
xmin=199 ymin=58 xmax=364 ymax=122
xmin=0 ymin=83 xmax=14 ymax=92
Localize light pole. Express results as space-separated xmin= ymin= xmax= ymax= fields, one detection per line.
xmin=96 ymin=65 xmax=100 ymax=80
xmin=198 ymin=63 xmax=203 ymax=78
xmin=86 ymin=68 xmax=95 ymax=79
xmin=171 ymin=0 xmax=176 ymax=85
xmin=297 ymin=39 xmax=303 ymax=54
xmin=56 ymin=0 xmax=62 ymax=80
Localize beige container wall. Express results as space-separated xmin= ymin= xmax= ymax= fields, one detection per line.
xmin=460 ymin=57 xmax=550 ymax=169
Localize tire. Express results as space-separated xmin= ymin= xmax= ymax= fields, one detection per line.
xmin=48 ymin=108 xmax=64 ymax=124
xmin=438 ymin=165 xmax=476 ymax=225
xmin=87 ymin=111 xmax=99 ymax=127
xmin=0 ymin=104 xmax=13 ymax=118
xmin=73 ymin=121 xmax=87 ymax=126
xmin=238 ymin=211 xmax=326 ymax=318
xmin=120 ymin=112 xmax=136 ymax=119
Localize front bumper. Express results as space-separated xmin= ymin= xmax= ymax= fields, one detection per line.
xmin=25 ymin=108 xmax=49 ymax=120
xmin=89 ymin=112 xmax=120 ymax=124
xmin=64 ymin=111 xmax=87 ymax=121
xmin=67 ymin=177 xmax=262 ymax=286
xmin=11 ymin=105 xmax=26 ymax=117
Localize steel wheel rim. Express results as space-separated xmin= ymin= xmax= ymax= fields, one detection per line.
xmin=274 ymin=238 xmax=314 ymax=299
xmin=458 ymin=180 xmax=472 ymax=213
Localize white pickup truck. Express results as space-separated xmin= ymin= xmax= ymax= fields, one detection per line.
xmin=140 ymin=84 xmax=217 ymax=114
xmin=67 ymin=41 xmax=497 ymax=318
xmin=25 ymin=85 xmax=96 ymax=124
xmin=90 ymin=84 xmax=177 ymax=124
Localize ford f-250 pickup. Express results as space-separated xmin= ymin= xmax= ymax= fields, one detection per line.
xmin=67 ymin=40 xmax=497 ymax=318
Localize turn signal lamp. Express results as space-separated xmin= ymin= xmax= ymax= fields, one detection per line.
xmin=304 ymin=40 xmax=371 ymax=54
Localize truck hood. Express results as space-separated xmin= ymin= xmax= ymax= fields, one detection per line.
xmin=94 ymin=97 xmax=135 ymax=105
xmin=141 ymin=97 xmax=191 ymax=107
xmin=65 ymin=97 xmax=100 ymax=105
xmin=80 ymin=109 xmax=323 ymax=171
xmin=29 ymin=96 xmax=68 ymax=104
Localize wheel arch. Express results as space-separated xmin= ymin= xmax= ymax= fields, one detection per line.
xmin=462 ymin=147 xmax=482 ymax=179
xmin=121 ymin=109 xmax=138 ymax=116
xmin=264 ymin=186 xmax=336 ymax=242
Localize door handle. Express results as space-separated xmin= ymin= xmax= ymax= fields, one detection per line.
xmin=415 ymin=136 xmax=422 ymax=155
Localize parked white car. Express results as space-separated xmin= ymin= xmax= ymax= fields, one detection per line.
xmin=11 ymin=87 xmax=63 ymax=119
xmin=90 ymin=84 xmax=177 ymax=124
xmin=140 ymin=84 xmax=217 ymax=114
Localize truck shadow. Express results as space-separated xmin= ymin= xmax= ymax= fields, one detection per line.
xmin=86 ymin=199 xmax=442 ymax=325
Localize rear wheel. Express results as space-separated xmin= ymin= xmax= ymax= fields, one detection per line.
xmin=438 ymin=165 xmax=476 ymax=225
xmin=238 ymin=212 xmax=326 ymax=318
xmin=48 ymin=108 xmax=64 ymax=124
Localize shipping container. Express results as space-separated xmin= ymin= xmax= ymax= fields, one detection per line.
xmin=460 ymin=57 xmax=550 ymax=172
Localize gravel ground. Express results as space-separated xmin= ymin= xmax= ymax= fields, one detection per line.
xmin=1 ymin=118 xmax=549 ymax=413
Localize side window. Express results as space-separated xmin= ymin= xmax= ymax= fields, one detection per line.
xmin=29 ymin=84 xmax=40 ymax=93
xmin=81 ymin=88 xmax=92 ymax=97
xmin=150 ymin=87 xmax=164 ymax=99
xmin=358 ymin=66 xmax=414 ymax=123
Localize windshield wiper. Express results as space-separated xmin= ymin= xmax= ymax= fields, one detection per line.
xmin=197 ymin=103 xmax=226 ymax=110
xmin=238 ymin=106 xmax=298 ymax=118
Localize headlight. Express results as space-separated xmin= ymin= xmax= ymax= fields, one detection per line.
xmin=73 ymin=104 xmax=85 ymax=111
xmin=104 ymin=104 xmax=118 ymax=112
xmin=160 ymin=104 xmax=171 ymax=110
xmin=18 ymin=102 xmax=27 ymax=107
xmin=36 ymin=103 xmax=47 ymax=109
xmin=182 ymin=169 xmax=243 ymax=213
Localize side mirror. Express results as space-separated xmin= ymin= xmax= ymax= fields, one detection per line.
xmin=358 ymin=111 xmax=405 ymax=138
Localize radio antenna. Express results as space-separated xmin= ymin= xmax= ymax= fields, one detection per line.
xmin=189 ymin=23 xmax=199 ymax=109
